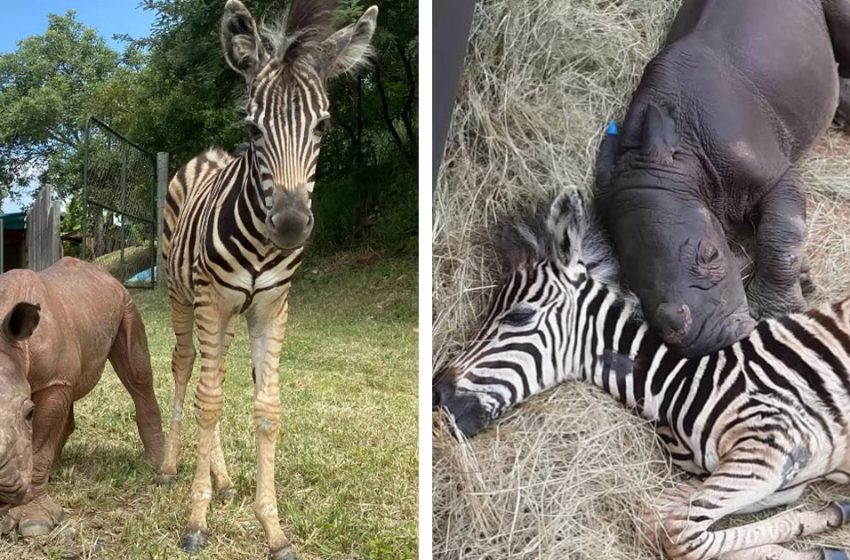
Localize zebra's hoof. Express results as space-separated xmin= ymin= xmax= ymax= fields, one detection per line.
xmin=180 ymin=528 xmax=208 ymax=554
xmin=829 ymin=501 xmax=850 ymax=525
xmin=822 ymin=547 xmax=850 ymax=560
xmin=269 ymin=545 xmax=298 ymax=560
xmin=219 ymin=487 xmax=236 ymax=503
xmin=157 ymin=473 xmax=177 ymax=487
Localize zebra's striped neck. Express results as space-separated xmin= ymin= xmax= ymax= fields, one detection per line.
xmin=570 ymin=276 xmax=699 ymax=424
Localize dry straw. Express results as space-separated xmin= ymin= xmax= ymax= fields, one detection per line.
xmin=432 ymin=0 xmax=850 ymax=558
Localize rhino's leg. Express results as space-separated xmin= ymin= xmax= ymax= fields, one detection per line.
xmin=823 ymin=0 xmax=850 ymax=78
xmin=1 ymin=387 xmax=73 ymax=537
xmin=747 ymin=167 xmax=808 ymax=319
xmin=836 ymin=78 xmax=850 ymax=132
xmin=109 ymin=300 xmax=164 ymax=466
xmin=800 ymin=254 xmax=817 ymax=297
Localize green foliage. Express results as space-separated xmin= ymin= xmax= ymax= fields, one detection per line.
xmin=0 ymin=0 xmax=417 ymax=256
xmin=311 ymin=161 xmax=417 ymax=255
xmin=0 ymin=12 xmax=139 ymax=200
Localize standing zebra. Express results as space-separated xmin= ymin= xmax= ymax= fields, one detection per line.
xmin=159 ymin=1 xmax=377 ymax=557
xmin=433 ymin=189 xmax=850 ymax=560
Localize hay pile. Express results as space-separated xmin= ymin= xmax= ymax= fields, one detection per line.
xmin=432 ymin=0 xmax=850 ymax=558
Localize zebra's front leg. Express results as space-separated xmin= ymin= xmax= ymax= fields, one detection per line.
xmin=179 ymin=301 xmax=234 ymax=554
xmin=248 ymin=294 xmax=296 ymax=560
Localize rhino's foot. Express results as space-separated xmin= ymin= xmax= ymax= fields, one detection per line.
xmin=748 ymin=280 xmax=807 ymax=321
xmin=0 ymin=493 xmax=66 ymax=537
xmin=800 ymin=270 xmax=817 ymax=298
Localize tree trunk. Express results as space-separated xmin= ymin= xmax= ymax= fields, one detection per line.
xmin=397 ymin=41 xmax=417 ymax=156
xmin=374 ymin=64 xmax=413 ymax=164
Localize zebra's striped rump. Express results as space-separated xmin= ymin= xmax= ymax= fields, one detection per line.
xmin=434 ymin=188 xmax=850 ymax=559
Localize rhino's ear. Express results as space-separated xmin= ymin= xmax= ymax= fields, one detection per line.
xmin=595 ymin=121 xmax=620 ymax=190
xmin=3 ymin=302 xmax=40 ymax=342
xmin=547 ymin=189 xmax=585 ymax=265
xmin=641 ymin=104 xmax=678 ymax=160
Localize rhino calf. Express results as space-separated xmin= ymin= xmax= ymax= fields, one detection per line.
xmin=595 ymin=0 xmax=850 ymax=357
xmin=0 ymin=258 xmax=163 ymax=537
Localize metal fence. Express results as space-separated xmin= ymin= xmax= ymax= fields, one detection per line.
xmin=81 ymin=117 xmax=157 ymax=288
xmin=27 ymin=185 xmax=61 ymax=272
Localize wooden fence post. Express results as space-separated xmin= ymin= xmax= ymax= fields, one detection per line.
xmin=26 ymin=184 xmax=61 ymax=272
xmin=156 ymin=152 xmax=169 ymax=288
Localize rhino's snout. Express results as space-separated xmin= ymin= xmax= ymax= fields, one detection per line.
xmin=0 ymin=445 xmax=27 ymax=505
xmin=655 ymin=302 xmax=693 ymax=345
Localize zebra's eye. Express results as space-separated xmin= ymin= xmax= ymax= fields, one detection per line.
xmin=503 ymin=307 xmax=535 ymax=327
xmin=314 ymin=117 xmax=331 ymax=137
xmin=245 ymin=121 xmax=263 ymax=141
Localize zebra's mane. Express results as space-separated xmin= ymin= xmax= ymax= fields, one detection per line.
xmin=261 ymin=0 xmax=337 ymax=64
xmin=493 ymin=198 xmax=641 ymax=313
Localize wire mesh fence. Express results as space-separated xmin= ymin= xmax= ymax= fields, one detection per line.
xmin=81 ymin=117 xmax=157 ymax=288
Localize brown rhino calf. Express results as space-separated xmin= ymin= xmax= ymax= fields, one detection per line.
xmin=0 ymin=257 xmax=163 ymax=536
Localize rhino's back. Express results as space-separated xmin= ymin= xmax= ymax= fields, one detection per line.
xmin=657 ymin=0 xmax=837 ymax=161
xmin=33 ymin=258 xmax=129 ymax=395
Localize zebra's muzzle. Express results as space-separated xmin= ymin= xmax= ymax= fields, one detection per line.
xmin=266 ymin=188 xmax=314 ymax=250
xmin=433 ymin=376 xmax=491 ymax=438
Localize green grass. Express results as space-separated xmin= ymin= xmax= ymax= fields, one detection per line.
xmin=0 ymin=254 xmax=417 ymax=560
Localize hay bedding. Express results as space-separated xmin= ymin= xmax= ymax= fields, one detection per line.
xmin=432 ymin=0 xmax=850 ymax=558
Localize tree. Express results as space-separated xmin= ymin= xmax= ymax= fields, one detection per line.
xmin=0 ymin=11 xmax=139 ymax=202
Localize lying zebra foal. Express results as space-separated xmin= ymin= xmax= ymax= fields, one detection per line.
xmin=433 ymin=189 xmax=850 ymax=560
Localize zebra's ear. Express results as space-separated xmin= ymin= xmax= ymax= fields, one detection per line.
xmin=221 ymin=0 xmax=268 ymax=81
xmin=318 ymin=5 xmax=378 ymax=79
xmin=547 ymin=189 xmax=586 ymax=265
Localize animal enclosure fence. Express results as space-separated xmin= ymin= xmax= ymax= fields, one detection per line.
xmin=81 ymin=117 xmax=157 ymax=288
xmin=27 ymin=184 xmax=61 ymax=272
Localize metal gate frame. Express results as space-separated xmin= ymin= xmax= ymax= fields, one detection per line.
xmin=81 ymin=116 xmax=158 ymax=288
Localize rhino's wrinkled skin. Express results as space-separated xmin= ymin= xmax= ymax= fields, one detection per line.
xmin=596 ymin=0 xmax=850 ymax=357
xmin=0 ymin=258 xmax=163 ymax=537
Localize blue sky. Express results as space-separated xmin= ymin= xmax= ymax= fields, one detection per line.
xmin=0 ymin=1 xmax=157 ymax=54
xmin=0 ymin=2 xmax=157 ymax=212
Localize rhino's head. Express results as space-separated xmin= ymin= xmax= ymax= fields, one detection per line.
xmin=597 ymin=105 xmax=755 ymax=357
xmin=0 ymin=302 xmax=40 ymax=505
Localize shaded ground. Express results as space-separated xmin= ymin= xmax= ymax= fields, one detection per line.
xmin=1 ymin=253 xmax=417 ymax=560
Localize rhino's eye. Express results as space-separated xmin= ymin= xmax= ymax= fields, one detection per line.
xmin=24 ymin=402 xmax=34 ymax=424
xmin=503 ymin=307 xmax=535 ymax=327
xmin=697 ymin=241 xmax=722 ymax=267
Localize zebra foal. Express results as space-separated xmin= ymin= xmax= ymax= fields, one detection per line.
xmin=433 ymin=188 xmax=850 ymax=560
xmin=159 ymin=1 xmax=377 ymax=557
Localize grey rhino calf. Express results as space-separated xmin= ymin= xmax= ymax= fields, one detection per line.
xmin=595 ymin=0 xmax=850 ymax=357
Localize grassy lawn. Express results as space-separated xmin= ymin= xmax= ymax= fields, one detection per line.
xmin=0 ymin=254 xmax=417 ymax=560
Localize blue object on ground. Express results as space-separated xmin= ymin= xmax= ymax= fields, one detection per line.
xmin=126 ymin=267 xmax=154 ymax=285
xmin=606 ymin=120 xmax=619 ymax=135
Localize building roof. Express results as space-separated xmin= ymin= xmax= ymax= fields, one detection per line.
xmin=0 ymin=212 xmax=26 ymax=231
